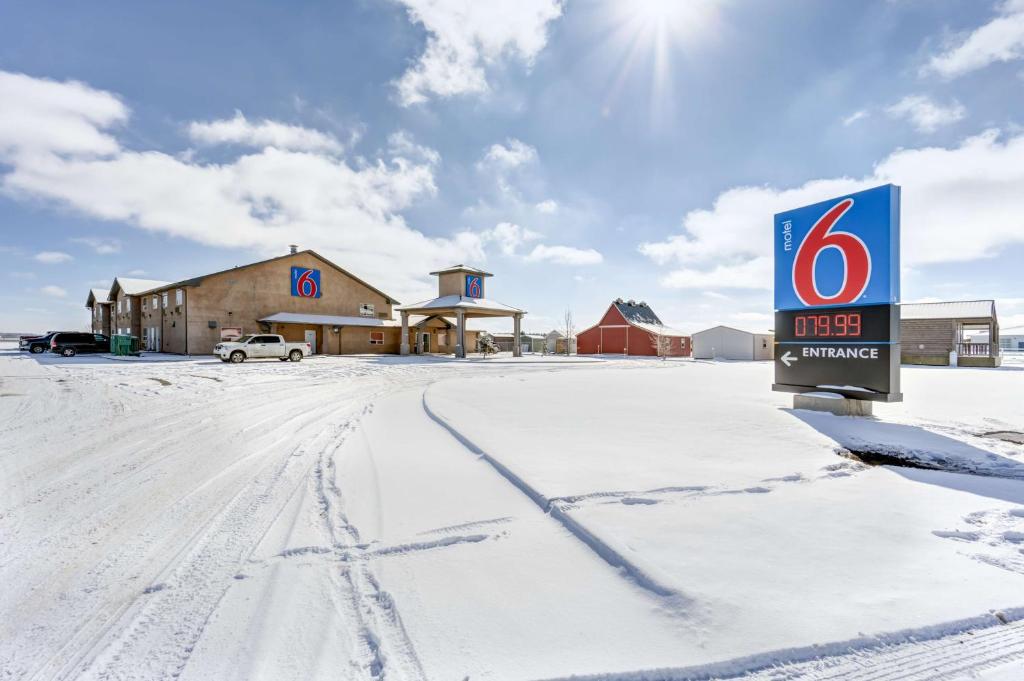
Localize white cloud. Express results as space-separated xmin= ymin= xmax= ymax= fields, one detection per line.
xmin=660 ymin=258 xmax=772 ymax=290
xmin=34 ymin=251 xmax=73 ymax=264
xmin=393 ymin=0 xmax=564 ymax=106
xmin=0 ymin=70 xmax=487 ymax=304
xmin=187 ymin=111 xmax=343 ymax=153
xmin=926 ymin=0 xmax=1024 ymax=78
xmin=886 ymin=95 xmax=965 ymax=133
xmin=640 ymin=129 xmax=1024 ymax=289
xmin=478 ymin=138 xmax=537 ymax=170
xmin=535 ymin=199 xmax=558 ymax=213
xmin=525 ymin=244 xmax=603 ymax=265
xmin=387 ymin=130 xmax=441 ymax=165
xmin=40 ymin=285 xmax=67 ymax=298
xmin=70 ymin=236 xmax=121 ymax=254
xmin=479 ymin=221 xmax=540 ymax=256
xmin=842 ymin=110 xmax=869 ymax=126
xmin=0 ymin=70 xmax=126 ymax=158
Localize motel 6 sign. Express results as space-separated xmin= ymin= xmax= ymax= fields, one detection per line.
xmin=465 ymin=274 xmax=483 ymax=299
xmin=291 ymin=267 xmax=322 ymax=299
xmin=772 ymin=184 xmax=902 ymax=402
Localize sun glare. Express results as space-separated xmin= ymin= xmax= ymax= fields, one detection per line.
xmin=598 ymin=0 xmax=721 ymax=127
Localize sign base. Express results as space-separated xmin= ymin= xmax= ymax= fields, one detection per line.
xmin=792 ymin=392 xmax=873 ymax=416
xmin=773 ymin=383 xmax=902 ymax=403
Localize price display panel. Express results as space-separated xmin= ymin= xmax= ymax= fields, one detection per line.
xmin=775 ymin=304 xmax=896 ymax=344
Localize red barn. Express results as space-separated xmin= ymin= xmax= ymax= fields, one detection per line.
xmin=576 ymin=299 xmax=691 ymax=357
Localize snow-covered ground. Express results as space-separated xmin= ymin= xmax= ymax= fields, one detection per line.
xmin=1 ymin=343 xmax=1023 ymax=680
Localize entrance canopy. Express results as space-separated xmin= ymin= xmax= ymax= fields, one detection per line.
xmin=258 ymin=311 xmax=397 ymax=328
xmin=396 ymin=265 xmax=526 ymax=357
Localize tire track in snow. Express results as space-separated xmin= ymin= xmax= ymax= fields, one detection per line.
xmin=529 ymin=613 xmax=1024 ymax=681
xmin=421 ymin=384 xmax=689 ymax=604
xmin=310 ymin=438 xmax=427 ymax=681
xmin=73 ymin=425 xmax=347 ymax=680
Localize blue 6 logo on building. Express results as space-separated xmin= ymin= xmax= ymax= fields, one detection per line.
xmin=291 ymin=267 xmax=322 ymax=298
xmin=465 ymin=274 xmax=482 ymax=299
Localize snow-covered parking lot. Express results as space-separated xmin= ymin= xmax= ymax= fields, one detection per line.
xmin=2 ymin=344 xmax=1023 ymax=681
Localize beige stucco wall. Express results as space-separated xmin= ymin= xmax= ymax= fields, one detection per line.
xmin=154 ymin=253 xmax=397 ymax=354
xmin=90 ymin=304 xmax=111 ymax=336
xmin=112 ymin=290 xmax=141 ymax=337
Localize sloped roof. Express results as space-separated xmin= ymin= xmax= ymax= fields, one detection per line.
xmin=901 ymin=300 xmax=996 ymax=320
xmin=691 ymin=324 xmax=771 ymax=337
xmin=259 ymin=312 xmax=399 ymax=328
xmin=630 ymin=321 xmax=690 ymax=338
xmin=576 ymin=300 xmax=688 ymax=338
xmin=110 ymin=277 xmax=172 ymax=298
xmin=613 ymin=299 xmax=662 ymax=325
xmin=429 ymin=264 xmax=493 ymax=277
xmin=397 ymin=294 xmax=524 ymax=315
xmin=134 ymin=250 xmax=399 ymax=303
xmin=86 ymin=288 xmax=111 ymax=307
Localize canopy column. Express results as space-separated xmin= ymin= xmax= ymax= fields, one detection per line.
xmin=400 ymin=311 xmax=410 ymax=355
xmin=455 ymin=309 xmax=466 ymax=358
xmin=513 ymin=313 xmax=522 ymax=358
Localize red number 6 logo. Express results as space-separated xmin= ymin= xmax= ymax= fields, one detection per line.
xmin=296 ymin=269 xmax=318 ymax=298
xmin=792 ymin=198 xmax=871 ymax=306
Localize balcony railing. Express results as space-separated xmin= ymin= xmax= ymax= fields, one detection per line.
xmin=957 ymin=342 xmax=993 ymax=357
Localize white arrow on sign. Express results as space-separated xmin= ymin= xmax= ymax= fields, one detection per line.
xmin=780 ymin=350 xmax=798 ymax=367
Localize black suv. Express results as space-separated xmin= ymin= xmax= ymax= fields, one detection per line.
xmin=50 ymin=332 xmax=110 ymax=357
xmin=21 ymin=332 xmax=60 ymax=354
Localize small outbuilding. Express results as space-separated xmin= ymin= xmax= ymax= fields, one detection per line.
xmin=691 ymin=325 xmax=774 ymax=361
xmin=1000 ymin=326 xmax=1024 ymax=353
xmin=576 ymin=299 xmax=691 ymax=357
xmin=901 ymin=300 xmax=1001 ymax=367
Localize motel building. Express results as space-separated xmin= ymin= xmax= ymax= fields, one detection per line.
xmin=85 ymin=249 xmax=525 ymax=357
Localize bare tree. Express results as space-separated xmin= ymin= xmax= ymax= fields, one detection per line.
xmin=563 ymin=308 xmax=575 ymax=356
xmin=651 ymin=328 xmax=673 ymax=359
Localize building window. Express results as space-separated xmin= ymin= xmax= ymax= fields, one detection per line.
xmin=360 ymin=303 xmax=375 ymax=317
xmin=162 ymin=292 xmax=168 ymax=308
xmin=152 ymin=295 xmax=158 ymax=309
xmin=126 ymin=298 xmax=132 ymax=312
xmin=142 ymin=297 xmax=148 ymax=311
xmin=176 ymin=289 xmax=183 ymax=306
xmin=117 ymin=300 xmax=122 ymax=313
xmin=369 ymin=332 xmax=384 ymax=345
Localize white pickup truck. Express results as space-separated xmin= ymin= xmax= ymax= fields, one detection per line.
xmin=214 ymin=334 xmax=311 ymax=363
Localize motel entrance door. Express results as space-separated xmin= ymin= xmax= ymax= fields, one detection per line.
xmin=304 ymin=329 xmax=317 ymax=354
xmin=421 ymin=332 xmax=431 ymax=353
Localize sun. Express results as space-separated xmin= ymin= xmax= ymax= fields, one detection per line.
xmin=596 ymin=0 xmax=721 ymax=126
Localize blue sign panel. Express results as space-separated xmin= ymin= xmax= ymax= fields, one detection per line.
xmin=774 ymin=184 xmax=899 ymax=311
xmin=291 ymin=267 xmax=321 ymax=298
xmin=466 ymin=274 xmax=482 ymax=299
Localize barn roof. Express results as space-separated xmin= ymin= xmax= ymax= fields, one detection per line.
xmin=901 ymin=300 xmax=996 ymax=320
xmin=577 ymin=299 xmax=689 ymax=338
xmin=613 ymin=299 xmax=662 ymax=325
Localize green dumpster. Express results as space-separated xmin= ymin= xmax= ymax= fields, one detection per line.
xmin=110 ymin=334 xmax=141 ymax=356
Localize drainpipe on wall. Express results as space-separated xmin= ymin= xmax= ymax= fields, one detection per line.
xmin=184 ymin=288 xmax=189 ymax=356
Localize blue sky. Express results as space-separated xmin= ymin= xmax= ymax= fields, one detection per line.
xmin=2 ymin=0 xmax=1024 ymax=334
